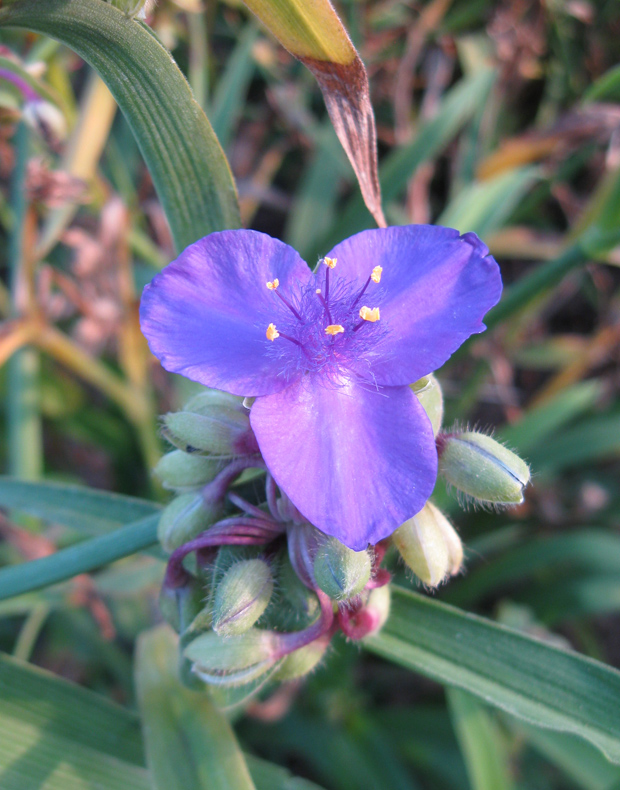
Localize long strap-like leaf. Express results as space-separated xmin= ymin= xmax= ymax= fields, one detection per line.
xmin=365 ymin=586 xmax=620 ymax=764
xmin=0 ymin=0 xmax=241 ymax=251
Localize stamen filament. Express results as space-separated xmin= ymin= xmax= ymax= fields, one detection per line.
xmin=274 ymin=289 xmax=303 ymax=321
xmin=352 ymin=265 xmax=382 ymax=307
xmin=315 ymin=288 xmax=333 ymax=324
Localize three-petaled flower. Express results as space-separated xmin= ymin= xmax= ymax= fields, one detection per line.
xmin=140 ymin=225 xmax=502 ymax=550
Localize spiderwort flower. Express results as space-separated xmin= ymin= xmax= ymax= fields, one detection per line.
xmin=140 ymin=226 xmax=502 ymax=550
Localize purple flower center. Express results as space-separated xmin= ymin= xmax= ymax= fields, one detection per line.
xmin=265 ymin=259 xmax=388 ymax=385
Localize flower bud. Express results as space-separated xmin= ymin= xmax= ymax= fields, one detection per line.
xmin=313 ymin=537 xmax=371 ymax=601
xmin=364 ymin=584 xmax=391 ymax=634
xmin=153 ymin=449 xmax=223 ymax=491
xmin=157 ymin=493 xmax=218 ymax=554
xmin=393 ymin=501 xmax=463 ymax=587
xmin=184 ymin=628 xmax=279 ymax=686
xmin=438 ymin=431 xmax=530 ymax=505
xmin=184 ymin=389 xmax=247 ymax=416
xmin=411 ymin=375 xmax=444 ymax=436
xmin=212 ymin=559 xmax=274 ymax=637
xmin=273 ymin=636 xmax=329 ymax=682
xmin=162 ymin=408 xmax=257 ymax=457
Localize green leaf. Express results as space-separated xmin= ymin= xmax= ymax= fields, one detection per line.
xmin=447 ymin=689 xmax=515 ymax=790
xmin=241 ymin=0 xmax=385 ymax=226
xmin=437 ymin=166 xmax=539 ymax=238
xmin=0 ymin=477 xmax=159 ymax=534
xmin=0 ymin=647 xmax=320 ymax=790
xmin=365 ymin=586 xmax=620 ymax=763
xmin=447 ymin=529 xmax=620 ymax=608
xmin=0 ymin=650 xmax=149 ymax=790
xmin=498 ymin=380 xmax=602 ymax=454
xmin=210 ymin=24 xmax=259 ymax=150
xmin=528 ymin=411 xmax=620 ymax=473
xmin=135 ymin=625 xmax=257 ymax=790
xmin=0 ymin=0 xmax=240 ymax=251
xmin=0 ymin=513 xmax=159 ymax=601
xmin=517 ymin=722 xmax=620 ymax=790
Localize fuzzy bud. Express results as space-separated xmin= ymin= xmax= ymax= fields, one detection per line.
xmin=212 ymin=559 xmax=274 ymax=637
xmin=313 ymin=537 xmax=371 ymax=601
xmin=184 ymin=628 xmax=279 ymax=686
xmin=273 ymin=636 xmax=329 ymax=682
xmin=162 ymin=408 xmax=257 ymax=457
xmin=153 ymin=449 xmax=223 ymax=491
xmin=393 ymin=501 xmax=463 ymax=587
xmin=364 ymin=585 xmax=391 ymax=634
xmin=157 ymin=493 xmax=218 ymax=554
xmin=411 ymin=375 xmax=444 ymax=436
xmin=438 ymin=431 xmax=530 ymax=505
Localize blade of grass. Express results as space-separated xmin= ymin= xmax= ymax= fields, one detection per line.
xmin=0 ymin=514 xmax=159 ymax=601
xmin=366 ymin=586 xmax=620 ymax=763
xmin=0 ymin=477 xmax=159 ymax=534
xmin=242 ymin=0 xmax=385 ymax=226
xmin=447 ymin=689 xmax=515 ymax=790
xmin=136 ymin=625 xmax=257 ymax=790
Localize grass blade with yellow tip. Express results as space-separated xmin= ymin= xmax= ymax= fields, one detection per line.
xmin=242 ymin=0 xmax=385 ymax=228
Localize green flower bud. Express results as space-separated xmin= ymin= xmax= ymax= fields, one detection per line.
xmin=272 ymin=637 xmax=329 ymax=682
xmin=411 ymin=375 xmax=444 ymax=435
xmin=212 ymin=559 xmax=274 ymax=636
xmin=184 ymin=628 xmax=279 ymax=686
xmin=184 ymin=389 xmax=246 ymax=416
xmin=438 ymin=431 xmax=530 ymax=505
xmin=158 ymin=493 xmax=218 ymax=553
xmin=393 ymin=501 xmax=463 ymax=587
xmin=313 ymin=537 xmax=371 ymax=601
xmin=153 ymin=449 xmax=223 ymax=491
xmin=162 ymin=408 xmax=256 ymax=457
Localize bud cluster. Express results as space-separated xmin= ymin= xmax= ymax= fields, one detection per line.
xmin=156 ymin=388 xmax=391 ymax=701
xmin=156 ymin=379 xmax=529 ymax=702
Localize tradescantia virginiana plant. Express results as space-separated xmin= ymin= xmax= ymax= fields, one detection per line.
xmin=1 ymin=1 xmax=620 ymax=789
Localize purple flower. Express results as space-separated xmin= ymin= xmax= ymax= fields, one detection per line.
xmin=140 ymin=226 xmax=502 ymax=550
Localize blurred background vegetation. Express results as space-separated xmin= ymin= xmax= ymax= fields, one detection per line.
xmin=1 ymin=0 xmax=620 ymax=788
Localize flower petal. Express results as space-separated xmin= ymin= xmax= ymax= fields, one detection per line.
xmin=250 ymin=376 xmax=437 ymax=550
xmin=325 ymin=225 xmax=502 ymax=385
xmin=140 ymin=230 xmax=313 ymax=396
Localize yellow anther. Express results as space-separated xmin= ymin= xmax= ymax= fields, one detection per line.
xmin=266 ymin=323 xmax=280 ymax=341
xmin=359 ymin=306 xmax=380 ymax=323
xmin=266 ymin=279 xmax=279 ymax=290
xmin=371 ymin=266 xmax=383 ymax=283
xmin=323 ymin=257 xmax=337 ymax=269
xmin=325 ymin=324 xmax=345 ymax=336
xmin=315 ymin=288 xmax=322 ymax=294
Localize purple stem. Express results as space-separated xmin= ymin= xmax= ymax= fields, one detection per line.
xmin=265 ymin=473 xmax=280 ymax=522
xmin=202 ymin=455 xmax=264 ymax=506
xmin=164 ymin=519 xmax=279 ymax=589
xmin=270 ymin=588 xmax=335 ymax=660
